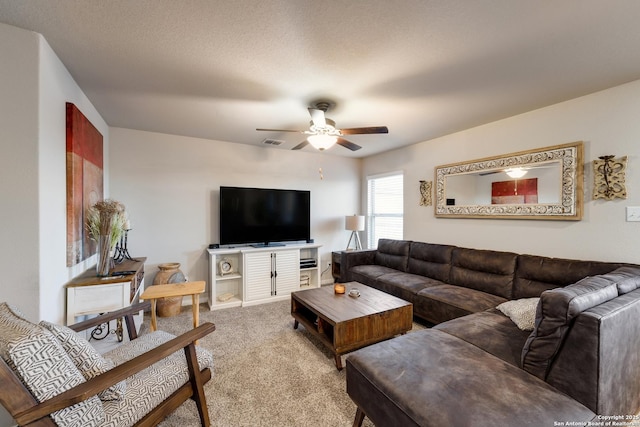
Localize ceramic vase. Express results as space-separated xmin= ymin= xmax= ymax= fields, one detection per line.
xmin=153 ymin=263 xmax=186 ymax=317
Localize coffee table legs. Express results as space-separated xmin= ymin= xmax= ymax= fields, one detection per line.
xmin=292 ymin=318 xmax=342 ymax=369
xmin=335 ymin=354 xmax=343 ymax=370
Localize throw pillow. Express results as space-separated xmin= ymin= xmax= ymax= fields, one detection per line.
xmin=496 ymin=298 xmax=539 ymax=331
xmin=9 ymin=328 xmax=104 ymax=427
xmin=40 ymin=321 xmax=126 ymax=401
xmin=0 ymin=302 xmax=36 ymax=368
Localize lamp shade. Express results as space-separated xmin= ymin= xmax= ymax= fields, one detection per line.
xmin=345 ymin=215 xmax=365 ymax=231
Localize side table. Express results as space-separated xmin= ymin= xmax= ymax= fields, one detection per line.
xmin=65 ymin=258 xmax=146 ymax=341
xmin=332 ymin=251 xmax=349 ymax=282
xmin=141 ymin=281 xmax=205 ymax=335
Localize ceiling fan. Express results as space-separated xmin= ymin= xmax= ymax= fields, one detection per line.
xmin=256 ymin=101 xmax=388 ymax=151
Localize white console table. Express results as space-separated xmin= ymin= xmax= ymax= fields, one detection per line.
xmin=65 ymin=258 xmax=146 ymax=332
xmin=207 ymin=244 xmax=321 ymax=310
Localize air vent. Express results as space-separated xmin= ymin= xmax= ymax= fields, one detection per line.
xmin=262 ymin=138 xmax=283 ymax=146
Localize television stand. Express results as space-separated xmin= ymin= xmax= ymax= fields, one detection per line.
xmin=207 ymin=243 xmax=322 ymax=310
xmin=251 ymin=242 xmax=286 ymax=248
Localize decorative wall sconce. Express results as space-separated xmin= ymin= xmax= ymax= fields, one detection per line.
xmin=593 ymin=155 xmax=627 ymax=200
xmin=419 ymin=180 xmax=433 ymax=206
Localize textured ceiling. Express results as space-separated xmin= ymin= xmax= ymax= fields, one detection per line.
xmin=2 ymin=0 xmax=640 ymax=157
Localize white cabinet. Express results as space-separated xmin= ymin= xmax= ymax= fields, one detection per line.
xmin=299 ymin=246 xmax=321 ymax=289
xmin=271 ymin=250 xmax=301 ymax=296
xmin=244 ymin=249 xmax=299 ymax=303
xmin=208 ymin=244 xmax=321 ymax=310
xmin=207 ymin=249 xmax=244 ymax=310
xmin=244 ymin=251 xmax=273 ymax=301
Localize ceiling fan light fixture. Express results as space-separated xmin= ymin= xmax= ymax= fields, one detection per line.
xmin=505 ymin=167 xmax=527 ymax=178
xmin=307 ymin=134 xmax=337 ymax=150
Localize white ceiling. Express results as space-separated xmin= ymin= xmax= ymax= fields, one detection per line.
xmin=2 ymin=1 xmax=640 ymax=158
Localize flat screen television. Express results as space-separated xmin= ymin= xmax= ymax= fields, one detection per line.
xmin=219 ymin=186 xmax=310 ymax=247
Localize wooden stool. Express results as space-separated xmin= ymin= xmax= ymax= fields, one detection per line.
xmin=141 ymin=281 xmax=206 ymax=339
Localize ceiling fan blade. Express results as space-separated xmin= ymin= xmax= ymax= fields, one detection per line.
xmin=308 ymin=108 xmax=326 ymax=127
xmin=292 ymin=140 xmax=309 ymax=150
xmin=340 ymin=126 xmax=389 ymax=135
xmin=336 ymin=137 xmax=361 ymax=151
xmin=256 ymin=128 xmax=304 ymax=133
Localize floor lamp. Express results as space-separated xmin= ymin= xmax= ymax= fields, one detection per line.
xmin=345 ymin=215 xmax=365 ymax=250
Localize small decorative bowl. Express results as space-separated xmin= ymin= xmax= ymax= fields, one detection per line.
xmin=349 ymin=289 xmax=361 ymax=298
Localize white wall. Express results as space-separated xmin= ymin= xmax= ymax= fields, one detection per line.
xmin=37 ymin=33 xmax=110 ymax=324
xmin=0 ymin=23 xmax=109 ymax=324
xmin=0 ymin=23 xmax=109 ymax=426
xmin=109 ymin=128 xmax=361 ymax=291
xmin=363 ymin=79 xmax=640 ymax=263
xmin=0 ymin=24 xmax=40 ymax=329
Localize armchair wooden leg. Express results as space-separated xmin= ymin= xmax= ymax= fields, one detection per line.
xmin=184 ymin=343 xmax=210 ymax=426
xmin=353 ymin=407 xmax=366 ymax=427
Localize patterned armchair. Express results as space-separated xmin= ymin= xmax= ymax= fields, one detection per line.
xmin=0 ymin=301 xmax=215 ymax=427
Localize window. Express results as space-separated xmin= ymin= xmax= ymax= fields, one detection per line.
xmin=367 ymin=172 xmax=403 ymax=249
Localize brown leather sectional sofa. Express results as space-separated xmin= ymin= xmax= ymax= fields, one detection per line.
xmin=342 ymin=239 xmax=640 ymax=426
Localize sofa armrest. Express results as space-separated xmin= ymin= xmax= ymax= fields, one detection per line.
xmin=13 ymin=322 xmax=216 ymax=426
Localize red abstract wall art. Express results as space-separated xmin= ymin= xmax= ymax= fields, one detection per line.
xmin=491 ymin=178 xmax=538 ymax=205
xmin=66 ymin=103 xmax=103 ymax=266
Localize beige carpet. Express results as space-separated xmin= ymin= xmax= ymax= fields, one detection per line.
xmin=139 ymin=299 xmax=424 ymax=427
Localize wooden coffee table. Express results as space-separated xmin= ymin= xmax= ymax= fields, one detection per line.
xmin=291 ymin=282 xmax=413 ymax=370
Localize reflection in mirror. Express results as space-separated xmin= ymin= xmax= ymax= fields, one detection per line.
xmin=435 ymin=142 xmax=583 ymax=220
xmin=445 ymin=161 xmax=562 ymax=205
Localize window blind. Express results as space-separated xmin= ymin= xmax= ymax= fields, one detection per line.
xmin=367 ymin=173 xmax=403 ymax=248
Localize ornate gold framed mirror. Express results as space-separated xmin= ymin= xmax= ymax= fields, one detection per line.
xmin=435 ymin=141 xmax=583 ymax=220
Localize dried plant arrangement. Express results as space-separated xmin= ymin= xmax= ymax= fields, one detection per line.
xmin=86 ymin=199 xmax=127 ymax=276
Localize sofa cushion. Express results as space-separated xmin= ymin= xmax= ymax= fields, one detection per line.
xmin=450 ymin=247 xmax=517 ymax=299
xmin=40 ymin=321 xmax=126 ymax=401
xmin=346 ymin=329 xmax=595 ymax=427
xmin=434 ymin=309 xmax=531 ymax=367
xmin=349 ymin=264 xmax=398 ymax=287
xmin=414 ymin=284 xmax=507 ymax=324
xmin=521 ymin=275 xmax=619 ymax=380
xmin=513 ymin=254 xmax=627 ymax=299
xmin=101 ymin=330 xmax=214 ymax=427
xmin=600 ymin=266 xmax=640 ymax=294
xmin=407 ymin=242 xmax=454 ymax=282
xmin=373 ymin=238 xmax=410 ymax=272
xmin=496 ymin=297 xmax=539 ymax=331
xmin=374 ymin=272 xmax=443 ymax=302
